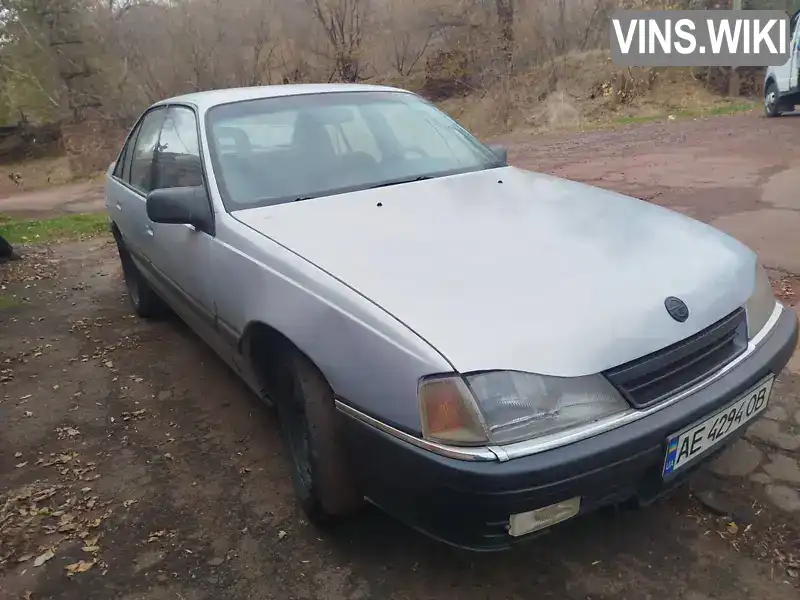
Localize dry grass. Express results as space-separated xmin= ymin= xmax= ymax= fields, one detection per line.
xmin=0 ymin=53 xmax=760 ymax=193
xmin=441 ymin=51 xmax=759 ymax=139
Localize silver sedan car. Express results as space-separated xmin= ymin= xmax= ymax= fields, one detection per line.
xmin=105 ymin=84 xmax=798 ymax=550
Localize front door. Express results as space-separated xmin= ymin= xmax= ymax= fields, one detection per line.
xmin=788 ymin=11 xmax=800 ymax=90
xmin=108 ymin=107 xmax=165 ymax=262
xmin=147 ymin=105 xmax=218 ymax=341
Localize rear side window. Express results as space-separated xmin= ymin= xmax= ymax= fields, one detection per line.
xmin=153 ymin=106 xmax=204 ymax=190
xmin=113 ymin=140 xmax=128 ymax=179
xmin=129 ymin=109 xmax=166 ymax=194
xmin=113 ymin=122 xmax=141 ymax=181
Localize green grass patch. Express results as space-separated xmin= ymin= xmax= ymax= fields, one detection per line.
xmin=0 ymin=213 xmax=108 ymax=244
xmin=613 ymin=101 xmax=757 ymax=126
xmin=706 ymin=102 xmax=756 ymax=116
xmin=0 ymin=294 xmax=19 ymax=310
xmin=614 ymin=115 xmax=663 ymax=125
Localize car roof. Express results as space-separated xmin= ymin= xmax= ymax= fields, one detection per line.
xmin=152 ymin=83 xmax=411 ymax=112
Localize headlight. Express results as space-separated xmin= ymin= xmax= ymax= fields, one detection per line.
xmin=419 ymin=372 xmax=628 ymax=446
xmin=746 ymin=261 xmax=777 ymax=339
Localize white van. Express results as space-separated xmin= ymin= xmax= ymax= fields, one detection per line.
xmin=764 ymin=9 xmax=800 ymax=117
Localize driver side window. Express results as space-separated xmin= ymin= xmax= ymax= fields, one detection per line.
xmin=153 ymin=106 xmax=204 ymax=190
xmin=129 ymin=109 xmax=166 ymax=194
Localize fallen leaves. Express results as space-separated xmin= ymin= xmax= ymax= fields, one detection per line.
xmin=33 ymin=549 xmax=54 ymax=567
xmin=147 ymin=529 xmax=167 ymax=543
xmin=65 ymin=560 xmax=95 ymax=575
xmin=56 ymin=513 xmax=78 ymax=533
xmin=0 ymin=456 xmax=113 ymax=571
xmin=31 ymin=486 xmax=60 ymax=503
xmin=55 ymin=426 xmax=81 ymax=439
xmin=771 ymin=272 xmax=800 ymax=305
xmin=120 ymin=409 xmax=147 ymax=421
xmin=690 ymin=493 xmax=800 ymax=579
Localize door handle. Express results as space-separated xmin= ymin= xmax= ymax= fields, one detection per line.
xmin=146 ymin=226 xmax=154 ymax=236
xmin=115 ymin=203 xmax=123 ymax=211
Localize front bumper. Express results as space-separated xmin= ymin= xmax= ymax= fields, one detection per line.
xmin=339 ymin=306 xmax=798 ymax=551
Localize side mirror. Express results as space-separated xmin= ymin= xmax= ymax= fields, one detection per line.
xmin=146 ymin=186 xmax=213 ymax=234
xmin=487 ymin=143 xmax=508 ymax=166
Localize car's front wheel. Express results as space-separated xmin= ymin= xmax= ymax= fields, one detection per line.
xmin=274 ymin=349 xmax=364 ymax=523
xmin=115 ymin=238 xmax=164 ymax=318
xmin=765 ymin=81 xmax=783 ymax=118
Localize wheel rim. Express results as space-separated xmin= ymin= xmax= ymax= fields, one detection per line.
xmin=765 ymin=89 xmax=777 ymax=113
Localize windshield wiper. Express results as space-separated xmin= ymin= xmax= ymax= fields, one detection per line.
xmin=368 ymin=175 xmax=434 ymax=190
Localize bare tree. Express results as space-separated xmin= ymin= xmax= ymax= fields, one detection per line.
xmin=389 ymin=29 xmax=433 ymax=77
xmin=494 ymin=0 xmax=514 ymax=70
xmin=307 ymin=0 xmax=368 ymax=82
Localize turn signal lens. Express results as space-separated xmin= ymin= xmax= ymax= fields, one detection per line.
xmin=419 ymin=377 xmax=488 ymax=445
xmin=746 ymin=261 xmax=777 ymax=339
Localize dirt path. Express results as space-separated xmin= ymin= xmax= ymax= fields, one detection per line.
xmin=1 ymin=112 xmax=800 ymax=599
xmin=0 ymin=181 xmax=105 ymax=219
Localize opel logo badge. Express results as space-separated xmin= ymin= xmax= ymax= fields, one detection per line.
xmin=664 ymin=296 xmax=689 ymax=322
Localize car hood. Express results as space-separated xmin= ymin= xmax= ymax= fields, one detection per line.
xmin=233 ymin=166 xmax=756 ymax=376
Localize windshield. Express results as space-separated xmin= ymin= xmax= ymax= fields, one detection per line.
xmin=205 ymin=91 xmax=502 ymax=210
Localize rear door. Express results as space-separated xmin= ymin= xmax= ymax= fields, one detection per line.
xmin=788 ymin=11 xmax=800 ymax=90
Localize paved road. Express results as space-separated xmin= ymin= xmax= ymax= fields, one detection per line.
xmin=506 ymin=112 xmax=800 ymax=276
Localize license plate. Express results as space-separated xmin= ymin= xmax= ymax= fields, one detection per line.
xmin=662 ymin=376 xmax=774 ymax=477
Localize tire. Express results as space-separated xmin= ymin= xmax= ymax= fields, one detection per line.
xmin=115 ymin=238 xmax=164 ymax=318
xmin=764 ymin=81 xmax=782 ymax=118
xmin=274 ymin=349 xmax=364 ymax=523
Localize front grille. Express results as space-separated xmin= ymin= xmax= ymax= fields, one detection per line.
xmin=603 ymin=307 xmax=748 ymax=409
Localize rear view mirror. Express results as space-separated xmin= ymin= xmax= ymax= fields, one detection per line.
xmin=146 ymin=186 xmax=213 ymax=234
xmin=487 ymin=143 xmax=508 ymax=166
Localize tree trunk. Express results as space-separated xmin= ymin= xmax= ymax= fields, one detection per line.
xmin=494 ymin=0 xmax=514 ymax=71
xmin=728 ymin=68 xmax=741 ymax=97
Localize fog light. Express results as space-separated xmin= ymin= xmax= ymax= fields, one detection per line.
xmin=508 ymin=496 xmax=581 ymax=537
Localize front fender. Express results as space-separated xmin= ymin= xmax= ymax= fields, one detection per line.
xmin=212 ymin=214 xmax=452 ymax=434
